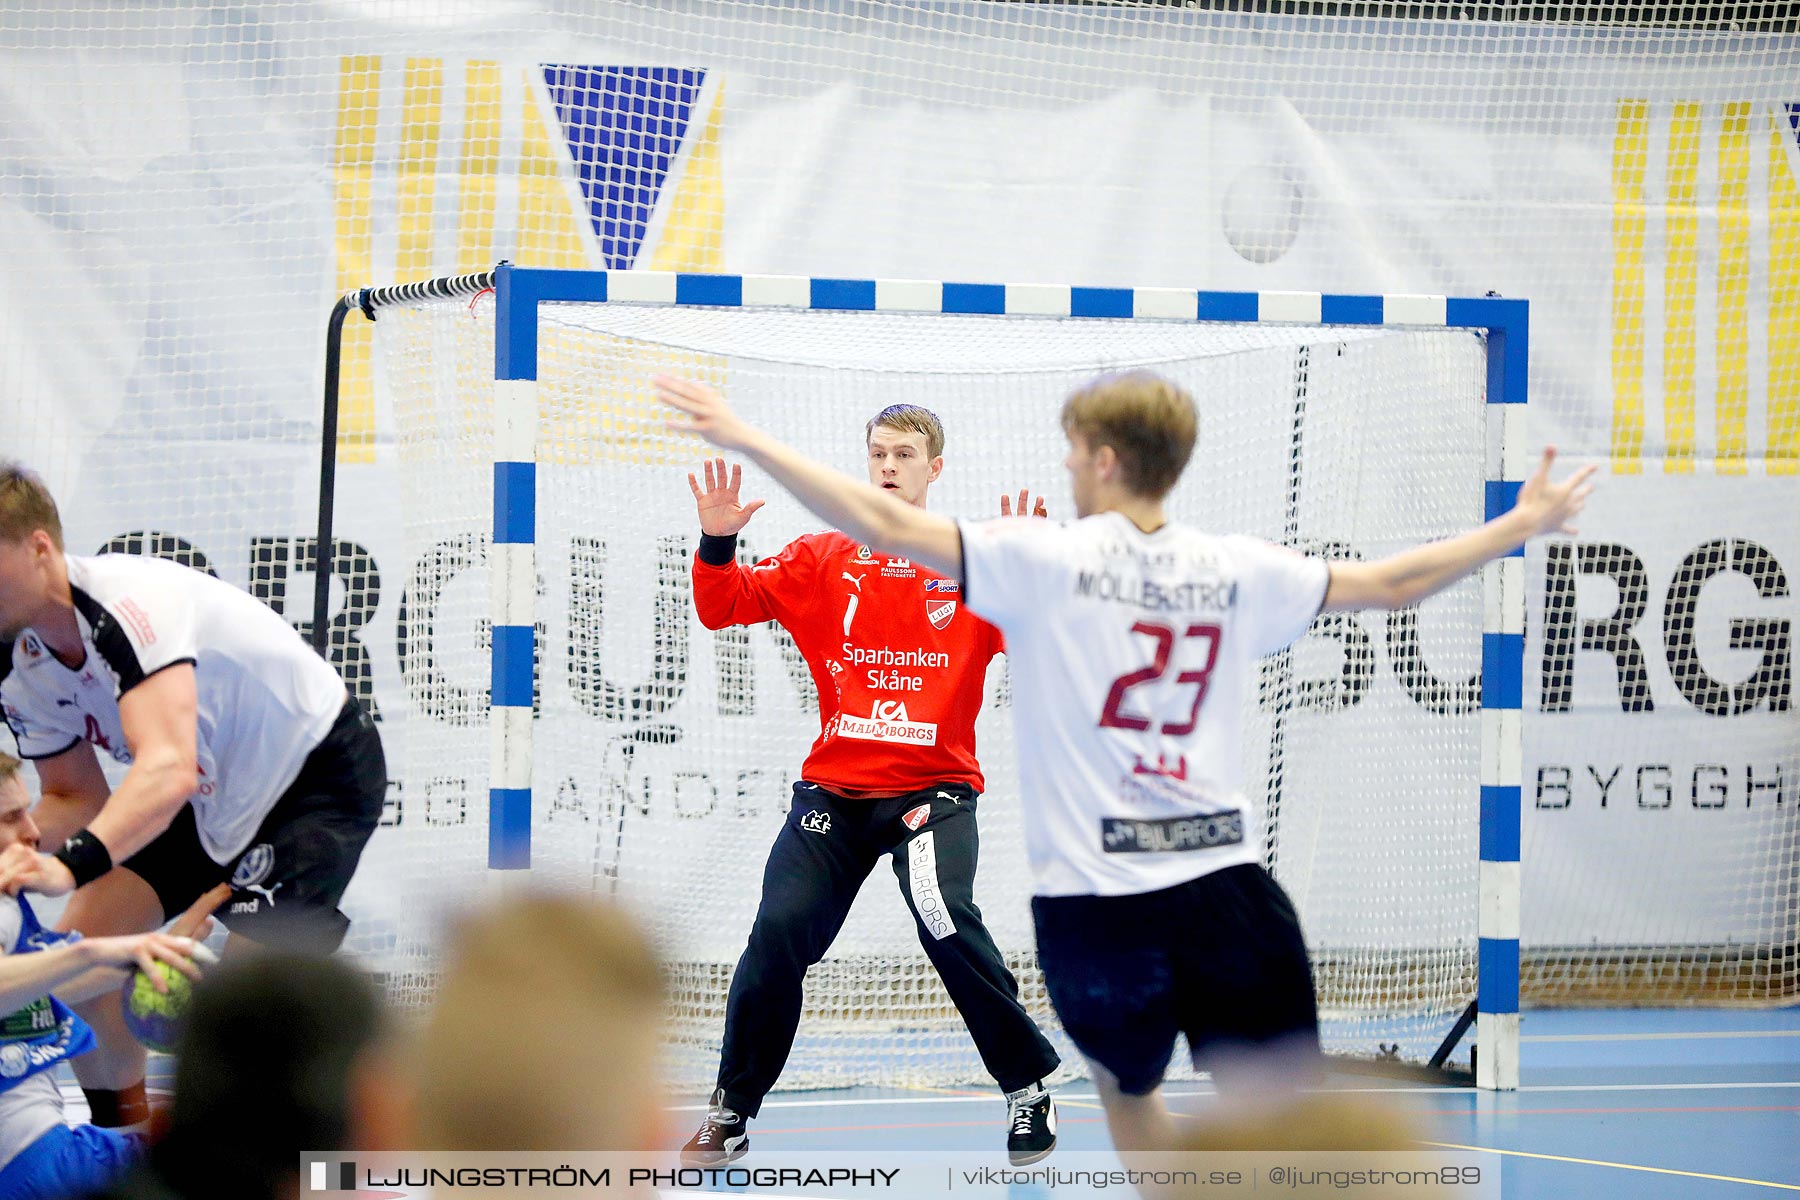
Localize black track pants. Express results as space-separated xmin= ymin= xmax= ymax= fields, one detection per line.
xmin=716 ymin=781 xmax=1060 ymax=1117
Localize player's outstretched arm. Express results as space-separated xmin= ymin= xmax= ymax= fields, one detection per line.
xmin=658 ymin=374 xmax=964 ymax=580
xmin=0 ymin=929 xmax=216 ymax=1013
xmin=0 ymin=666 xmax=201 ymax=899
xmin=52 ymin=884 xmax=229 ymax=1004
xmin=28 ymin=741 xmax=111 ymax=850
xmin=1323 ymin=447 xmax=1596 ymax=613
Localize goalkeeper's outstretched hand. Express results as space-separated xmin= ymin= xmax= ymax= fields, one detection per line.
xmin=999 ymin=490 xmax=1049 ymax=519
xmin=689 ymin=457 xmax=766 ymax=536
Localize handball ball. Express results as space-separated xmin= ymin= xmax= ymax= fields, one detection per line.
xmin=121 ymin=962 xmax=194 ymax=1054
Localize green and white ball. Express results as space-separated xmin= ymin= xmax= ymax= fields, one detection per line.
xmin=121 ymin=962 xmax=194 ymax=1054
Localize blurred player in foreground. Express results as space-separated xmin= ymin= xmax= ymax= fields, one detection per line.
xmin=415 ymin=893 xmax=667 ymax=1152
xmin=94 ymin=952 xmax=406 ymax=1200
xmin=0 ymin=752 xmax=220 ymax=1199
xmin=678 ymin=409 xmax=1061 ymax=1167
xmin=655 ymin=370 xmax=1593 ymax=1152
xmin=0 ymin=461 xmax=386 ymax=1131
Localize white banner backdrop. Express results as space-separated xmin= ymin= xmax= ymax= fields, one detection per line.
xmin=1 ymin=2 xmax=1794 ymax=987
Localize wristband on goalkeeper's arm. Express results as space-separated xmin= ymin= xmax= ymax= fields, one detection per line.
xmin=697 ymin=533 xmax=739 ymax=567
xmin=54 ymin=829 xmax=114 ymax=888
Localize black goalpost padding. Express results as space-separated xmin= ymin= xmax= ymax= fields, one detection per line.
xmin=313 ymin=269 xmax=497 ymax=656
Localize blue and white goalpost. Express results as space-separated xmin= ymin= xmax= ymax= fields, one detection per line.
xmin=356 ymin=264 xmax=1526 ymax=1091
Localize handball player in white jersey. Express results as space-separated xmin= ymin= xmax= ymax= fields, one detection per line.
xmin=657 ymin=370 xmax=1594 ymax=1152
xmin=0 ymin=463 xmax=386 ymax=1131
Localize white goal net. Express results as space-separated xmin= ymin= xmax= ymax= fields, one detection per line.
xmin=359 ymin=286 xmax=1491 ymax=1088
xmin=8 ymin=3 xmax=1795 ymax=1042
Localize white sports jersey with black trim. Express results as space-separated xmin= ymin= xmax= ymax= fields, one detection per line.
xmin=0 ymin=554 xmax=345 ymax=863
xmin=958 ymin=512 xmax=1329 ymax=897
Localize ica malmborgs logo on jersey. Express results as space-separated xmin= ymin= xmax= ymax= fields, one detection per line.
xmin=836 ymin=700 xmax=939 ymax=746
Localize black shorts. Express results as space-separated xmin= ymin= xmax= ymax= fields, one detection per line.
xmin=1031 ymin=863 xmax=1320 ymax=1095
xmin=120 ymin=697 xmax=386 ymax=953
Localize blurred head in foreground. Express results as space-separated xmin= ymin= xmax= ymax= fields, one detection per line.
xmin=414 ymin=893 xmax=668 ymax=1151
xmin=135 ymin=953 xmax=405 ymax=1200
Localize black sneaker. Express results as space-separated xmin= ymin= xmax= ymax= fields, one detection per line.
xmin=1005 ymin=1082 xmax=1057 ymax=1165
xmin=681 ymin=1089 xmax=750 ymax=1167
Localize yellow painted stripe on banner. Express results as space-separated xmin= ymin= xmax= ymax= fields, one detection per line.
xmin=1662 ymin=102 xmax=1701 ymax=474
xmin=457 ymin=62 xmax=502 ymax=275
xmin=1716 ymin=102 xmax=1752 ymax=475
xmin=517 ymin=76 xmax=589 ymax=269
xmin=649 ymin=81 xmax=726 ymax=273
xmin=631 ymin=81 xmax=729 ymax=468
xmin=333 ymin=56 xmax=380 ymax=463
xmin=397 ymin=59 xmax=443 ymax=279
xmin=1611 ymin=100 xmax=1650 ymax=474
xmin=1771 ymin=109 xmax=1800 ymax=475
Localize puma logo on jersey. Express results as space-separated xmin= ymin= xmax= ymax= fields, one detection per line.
xmin=841 ymin=572 xmax=865 ymax=591
xmin=233 ymin=881 xmax=282 ymax=910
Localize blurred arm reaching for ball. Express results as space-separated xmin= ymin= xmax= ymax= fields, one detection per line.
xmin=0 ymin=884 xmax=227 ymax=1010
xmin=0 ymin=929 xmax=213 ymax=1012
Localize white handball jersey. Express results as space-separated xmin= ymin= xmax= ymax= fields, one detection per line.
xmin=0 ymin=554 xmax=346 ymax=863
xmin=958 ymin=512 xmax=1329 ymax=898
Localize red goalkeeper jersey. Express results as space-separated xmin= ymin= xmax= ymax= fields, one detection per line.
xmin=693 ymin=531 xmax=1003 ymax=796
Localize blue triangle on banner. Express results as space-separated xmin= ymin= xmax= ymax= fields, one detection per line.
xmin=541 ymin=66 xmax=707 ymax=270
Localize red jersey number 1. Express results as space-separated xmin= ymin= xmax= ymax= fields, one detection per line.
xmin=1098 ymin=621 xmax=1223 ymax=735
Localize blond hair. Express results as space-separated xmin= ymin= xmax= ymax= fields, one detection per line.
xmin=0 ymin=463 xmax=62 ymax=549
xmin=866 ymin=405 xmax=945 ymax=458
xmin=1060 ymin=372 xmax=1197 ymax=499
xmin=414 ymin=894 xmax=667 ymax=1150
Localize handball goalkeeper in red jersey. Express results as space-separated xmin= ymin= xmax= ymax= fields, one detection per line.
xmin=679 ymin=406 xmax=1061 ymax=1167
